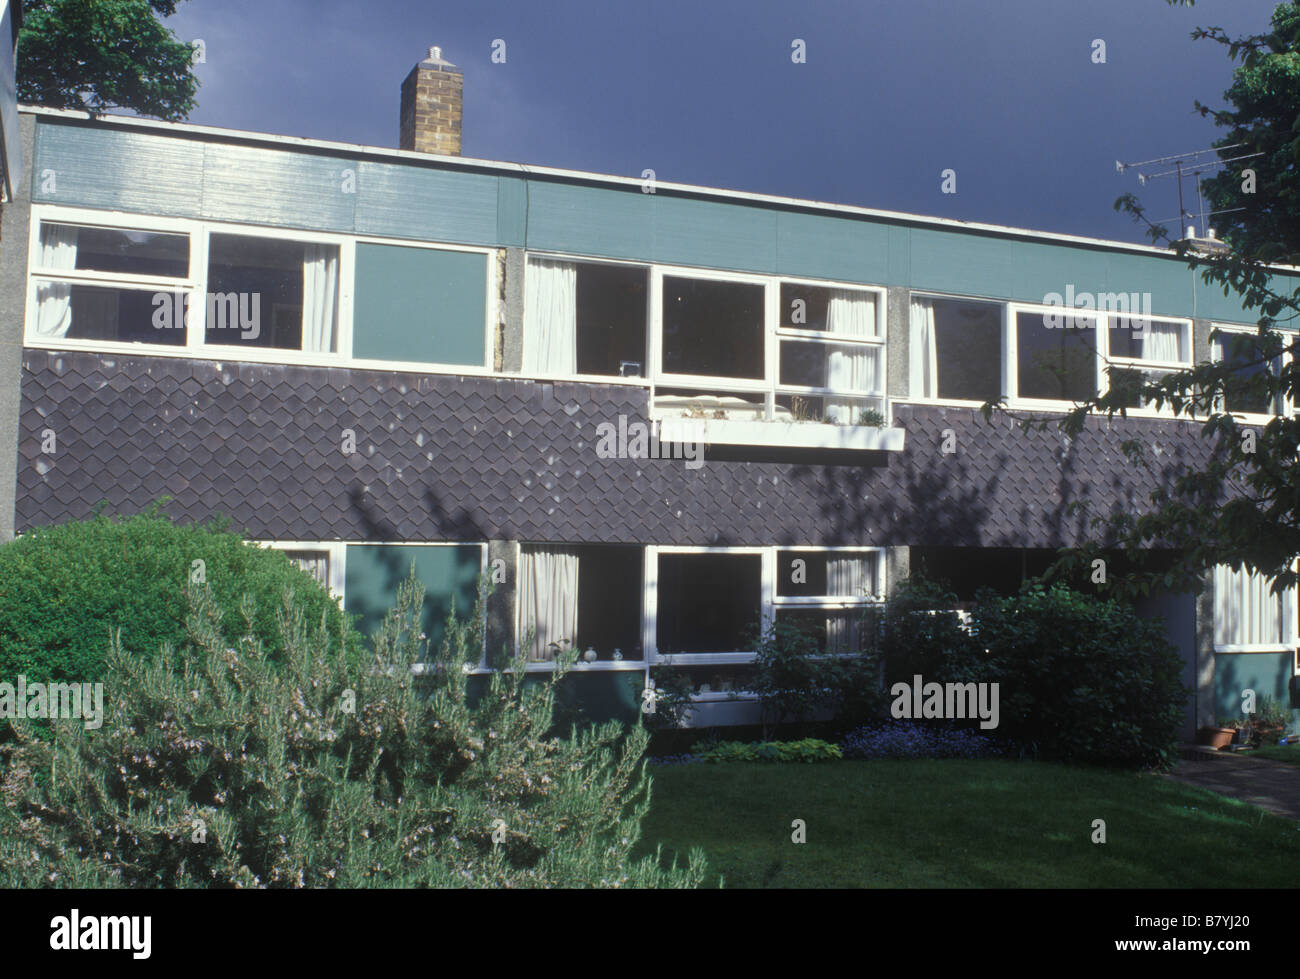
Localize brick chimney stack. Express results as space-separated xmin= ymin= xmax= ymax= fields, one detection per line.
xmin=400 ymin=46 xmax=462 ymax=156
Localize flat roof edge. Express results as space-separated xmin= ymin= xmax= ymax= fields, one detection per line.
xmin=21 ymin=104 xmax=1296 ymax=271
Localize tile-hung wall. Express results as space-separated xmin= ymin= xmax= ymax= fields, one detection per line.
xmin=15 ymin=111 xmax=1261 ymax=554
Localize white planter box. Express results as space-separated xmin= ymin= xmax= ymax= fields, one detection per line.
xmin=658 ymin=417 xmax=905 ymax=451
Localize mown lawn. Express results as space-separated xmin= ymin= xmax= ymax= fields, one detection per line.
xmin=1251 ymin=744 xmax=1300 ymax=766
xmin=636 ymin=759 xmax=1300 ymax=888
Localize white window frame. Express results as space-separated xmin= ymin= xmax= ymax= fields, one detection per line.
xmin=1209 ymin=322 xmax=1293 ymax=426
xmin=1098 ymin=315 xmax=1195 ymax=419
xmin=1212 ymin=559 xmax=1300 ymax=654
xmin=1005 ymin=300 xmax=1106 ymax=412
xmin=907 ymin=289 xmax=1203 ymax=418
xmin=519 ymin=252 xmax=654 ymax=388
xmin=512 ymin=540 xmax=649 ymax=672
xmin=649 ymin=264 xmax=889 ymax=427
xmin=257 ymin=540 xmax=490 ymax=666
xmin=26 ymin=204 xmax=497 ymax=375
xmin=259 ymin=540 xmax=348 ymax=603
xmin=644 ymin=544 xmax=885 ymax=667
xmin=904 ymin=290 xmax=1009 ymax=410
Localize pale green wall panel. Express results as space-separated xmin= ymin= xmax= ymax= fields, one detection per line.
xmin=525 ymin=181 xmax=657 ymax=261
xmin=352 ymin=242 xmax=487 ymax=366
xmin=33 ymin=121 xmax=203 ymax=216
xmin=355 ymin=160 xmax=500 ymax=245
xmin=344 ymin=543 xmax=482 ymax=651
xmin=200 ymin=142 xmax=357 ymax=231
xmin=652 ymin=195 xmax=778 ymax=272
xmin=496 ymin=175 xmax=528 ymax=246
xmin=775 ymin=210 xmax=890 ymax=284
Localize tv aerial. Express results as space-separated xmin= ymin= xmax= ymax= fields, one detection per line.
xmin=1116 ymin=144 xmax=1261 ymax=240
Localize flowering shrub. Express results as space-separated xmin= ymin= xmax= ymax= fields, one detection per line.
xmin=839 ymin=722 xmax=1004 ymax=761
xmin=0 ymin=570 xmax=706 ymax=889
xmin=693 ymin=738 xmax=842 ymax=764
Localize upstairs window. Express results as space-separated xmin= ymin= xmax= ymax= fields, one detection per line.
xmin=522 ymin=258 xmax=648 ymax=377
xmin=651 ymin=269 xmax=886 ymax=429
xmin=1106 ymin=316 xmax=1193 ymax=412
xmin=661 ymin=275 xmax=765 ymax=380
xmin=1211 ymin=326 xmax=1288 ymax=420
xmin=1014 ymin=310 xmax=1099 ymax=403
xmin=910 ymin=296 xmax=1002 ymax=403
xmin=31 ymin=221 xmax=191 ymax=346
xmin=205 ymin=233 xmax=339 ymax=352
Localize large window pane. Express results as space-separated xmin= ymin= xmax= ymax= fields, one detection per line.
xmin=1016 ymin=312 xmax=1098 ymax=401
xmin=657 ymin=553 xmax=761 ymax=654
xmin=1215 ymin=333 xmax=1277 ymax=417
xmin=661 ymin=276 xmax=764 ymax=379
xmin=206 ymin=234 xmax=338 ymax=352
xmin=575 ymin=263 xmax=648 ymax=377
xmin=912 ymin=298 xmax=1002 ymax=402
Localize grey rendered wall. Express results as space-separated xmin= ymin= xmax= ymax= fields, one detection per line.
xmin=0 ymin=113 xmax=32 ymax=541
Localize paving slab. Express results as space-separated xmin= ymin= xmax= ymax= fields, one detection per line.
xmin=1165 ymin=752 xmax=1300 ymax=822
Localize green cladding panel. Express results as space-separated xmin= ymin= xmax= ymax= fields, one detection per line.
xmin=344 ymin=544 xmax=482 ymax=651
xmin=1214 ymin=652 xmax=1298 ymax=722
xmin=351 ymin=243 xmax=488 ymax=366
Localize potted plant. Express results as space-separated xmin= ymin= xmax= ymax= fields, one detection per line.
xmin=1197 ymin=720 xmax=1239 ymax=750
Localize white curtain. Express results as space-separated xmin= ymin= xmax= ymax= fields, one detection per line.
xmin=301 ymin=244 xmax=338 ymax=353
xmin=824 ymin=290 xmax=877 ymax=424
xmin=523 ymin=258 xmax=577 ymax=375
xmin=517 ymin=546 xmax=580 ymax=661
xmin=1139 ymin=320 xmax=1183 ymax=364
xmin=825 ymin=556 xmax=869 ymax=653
xmin=286 ymin=550 xmax=330 ymax=588
xmin=909 ymin=297 xmax=938 ymax=399
xmin=1214 ymin=564 xmax=1296 ymax=647
xmin=35 ymin=224 xmax=78 ymax=338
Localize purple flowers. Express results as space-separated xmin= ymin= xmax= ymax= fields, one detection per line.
xmin=839 ymin=721 xmax=1004 ymax=760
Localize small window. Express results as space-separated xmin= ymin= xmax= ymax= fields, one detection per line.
xmin=1109 ymin=317 xmax=1190 ymax=366
xmin=1016 ymin=311 xmax=1098 ymax=402
xmin=206 ymin=233 xmax=338 ymax=352
xmin=910 ymin=297 xmax=1003 ymax=402
xmin=39 ymin=223 xmax=189 ymax=278
xmin=284 ymin=549 xmax=331 ymax=588
xmin=775 ymin=551 xmax=877 ymax=600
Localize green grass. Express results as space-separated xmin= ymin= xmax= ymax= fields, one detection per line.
xmin=1251 ymin=744 xmax=1300 ymax=766
xmin=636 ymin=759 xmax=1300 ymax=887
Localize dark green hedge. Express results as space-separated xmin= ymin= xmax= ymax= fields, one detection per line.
xmin=0 ymin=510 xmax=358 ymax=686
